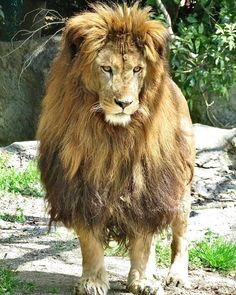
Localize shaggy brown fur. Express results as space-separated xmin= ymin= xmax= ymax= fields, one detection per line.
xmin=37 ymin=3 xmax=194 ymax=245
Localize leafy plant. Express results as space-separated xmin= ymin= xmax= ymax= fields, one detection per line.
xmin=148 ymin=0 xmax=236 ymax=123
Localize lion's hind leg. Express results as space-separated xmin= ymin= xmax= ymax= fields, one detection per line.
xmin=127 ymin=233 xmax=164 ymax=295
xmin=166 ymin=193 xmax=191 ymax=288
xmin=74 ymin=228 xmax=109 ymax=295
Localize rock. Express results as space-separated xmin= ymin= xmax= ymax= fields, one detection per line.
xmin=192 ymin=124 xmax=236 ymax=204
xmin=192 ymin=86 xmax=236 ymax=128
xmin=0 ymin=36 xmax=60 ymax=146
xmin=0 ymin=140 xmax=39 ymax=170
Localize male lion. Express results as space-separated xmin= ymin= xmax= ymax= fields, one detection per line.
xmin=37 ymin=3 xmax=195 ymax=295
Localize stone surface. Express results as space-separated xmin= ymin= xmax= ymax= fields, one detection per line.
xmin=192 ymin=86 xmax=236 ymax=128
xmin=0 ymin=36 xmax=60 ymax=146
xmin=192 ymin=124 xmax=236 ymax=204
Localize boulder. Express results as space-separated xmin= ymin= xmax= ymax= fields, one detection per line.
xmin=190 ymin=87 xmax=236 ymax=128
xmin=192 ymin=124 xmax=236 ymax=204
xmin=0 ymin=36 xmax=60 ymax=146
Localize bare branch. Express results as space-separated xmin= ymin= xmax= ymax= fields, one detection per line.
xmin=18 ymin=27 xmax=64 ymax=87
xmin=155 ymin=0 xmax=174 ymax=38
xmin=1 ymin=21 xmax=65 ymax=59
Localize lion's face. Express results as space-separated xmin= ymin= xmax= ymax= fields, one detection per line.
xmin=92 ymin=42 xmax=147 ymax=126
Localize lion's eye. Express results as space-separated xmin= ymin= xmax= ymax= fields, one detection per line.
xmin=101 ymin=66 xmax=112 ymax=73
xmin=133 ymin=66 xmax=142 ymax=73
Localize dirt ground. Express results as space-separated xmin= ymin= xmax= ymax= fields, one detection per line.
xmin=0 ymin=193 xmax=236 ymax=295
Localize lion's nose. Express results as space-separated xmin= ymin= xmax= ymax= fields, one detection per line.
xmin=114 ymin=99 xmax=132 ymax=109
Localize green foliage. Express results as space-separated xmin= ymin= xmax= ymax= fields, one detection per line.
xmin=148 ymin=0 xmax=236 ymax=116
xmin=0 ymin=208 xmax=26 ymax=223
xmin=189 ymin=231 xmax=236 ymax=272
xmin=0 ymin=264 xmax=37 ymax=295
xmin=0 ymin=156 xmax=44 ymax=197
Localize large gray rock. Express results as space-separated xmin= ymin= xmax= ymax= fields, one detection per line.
xmin=0 ymin=36 xmax=60 ymax=146
xmin=191 ymin=86 xmax=236 ymax=128
xmin=192 ymin=124 xmax=236 ymax=204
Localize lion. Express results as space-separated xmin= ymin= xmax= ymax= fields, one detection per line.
xmin=37 ymin=3 xmax=195 ymax=295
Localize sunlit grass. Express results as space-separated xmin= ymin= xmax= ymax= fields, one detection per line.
xmin=0 ymin=155 xmax=44 ymax=197
xmin=189 ymin=231 xmax=236 ymax=272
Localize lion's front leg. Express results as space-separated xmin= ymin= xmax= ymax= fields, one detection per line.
xmin=74 ymin=228 xmax=109 ymax=295
xmin=127 ymin=233 xmax=164 ymax=295
xmin=166 ymin=193 xmax=191 ymax=288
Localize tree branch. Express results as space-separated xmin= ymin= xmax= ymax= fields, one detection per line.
xmin=155 ymin=0 xmax=174 ymax=38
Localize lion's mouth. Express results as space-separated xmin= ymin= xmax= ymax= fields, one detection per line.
xmin=105 ymin=113 xmax=131 ymax=126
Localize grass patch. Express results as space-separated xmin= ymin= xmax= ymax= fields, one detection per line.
xmin=0 ymin=264 xmax=18 ymax=295
xmin=0 ymin=208 xmax=26 ymax=223
xmin=154 ymin=230 xmax=236 ymax=273
xmin=47 ymin=287 xmax=60 ymax=294
xmin=189 ymin=231 xmax=236 ymax=272
xmin=155 ymin=240 xmax=171 ymax=267
xmin=0 ymin=264 xmax=37 ymax=295
xmin=0 ymin=155 xmax=44 ymax=197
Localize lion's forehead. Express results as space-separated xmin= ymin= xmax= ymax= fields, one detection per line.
xmin=96 ymin=42 xmax=146 ymax=71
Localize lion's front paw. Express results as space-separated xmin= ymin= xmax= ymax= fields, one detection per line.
xmin=166 ymin=267 xmax=190 ymax=288
xmin=127 ymin=279 xmax=164 ymax=295
xmin=75 ymin=277 xmax=109 ymax=295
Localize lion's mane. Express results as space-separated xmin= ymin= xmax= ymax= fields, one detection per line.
xmin=37 ymin=3 xmax=194 ymax=243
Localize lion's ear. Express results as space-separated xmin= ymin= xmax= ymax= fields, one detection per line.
xmin=67 ymin=38 xmax=84 ymax=60
xmin=145 ymin=21 xmax=170 ymax=61
xmin=62 ymin=17 xmax=85 ymax=60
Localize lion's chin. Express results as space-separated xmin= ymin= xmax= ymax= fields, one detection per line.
xmin=105 ymin=113 xmax=131 ymax=126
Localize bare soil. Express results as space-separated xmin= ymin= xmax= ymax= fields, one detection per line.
xmin=0 ymin=193 xmax=235 ymax=295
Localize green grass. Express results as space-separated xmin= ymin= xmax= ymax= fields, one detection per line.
xmin=0 ymin=208 xmax=26 ymax=223
xmin=155 ymin=240 xmax=171 ymax=267
xmin=0 ymin=155 xmax=44 ymax=197
xmin=47 ymin=287 xmax=60 ymax=294
xmin=0 ymin=264 xmax=37 ymax=295
xmin=189 ymin=231 xmax=236 ymax=272
xmin=0 ymin=265 xmax=18 ymax=295
xmin=155 ymin=230 xmax=236 ymax=273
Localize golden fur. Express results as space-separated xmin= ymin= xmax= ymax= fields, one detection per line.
xmin=37 ymin=3 xmax=194 ymax=245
